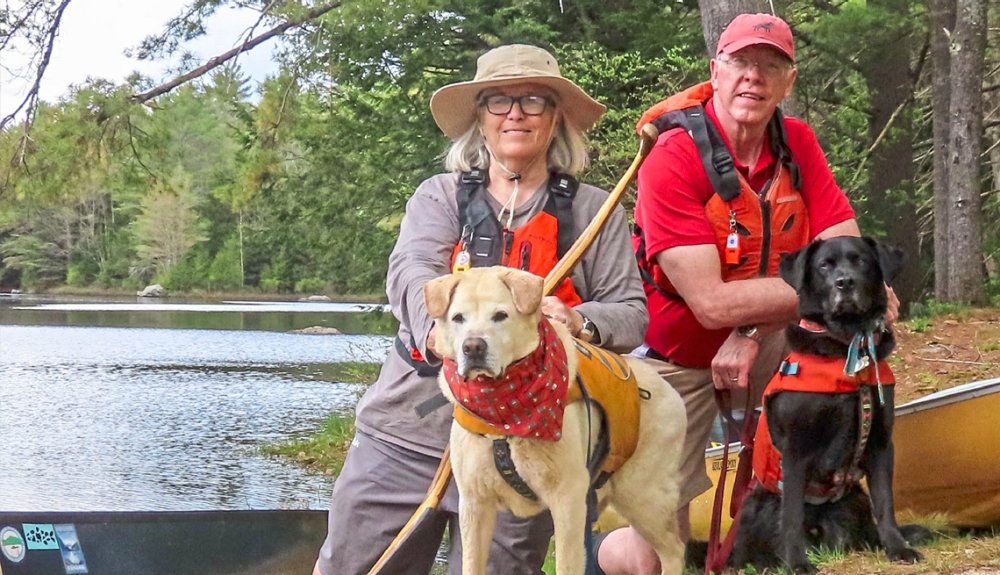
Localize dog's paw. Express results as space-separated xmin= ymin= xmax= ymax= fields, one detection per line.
xmin=887 ymin=546 xmax=923 ymax=564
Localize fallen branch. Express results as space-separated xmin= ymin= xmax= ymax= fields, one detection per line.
xmin=130 ymin=1 xmax=341 ymax=104
xmin=914 ymin=357 xmax=987 ymax=365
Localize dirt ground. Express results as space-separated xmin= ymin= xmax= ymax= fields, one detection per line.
xmin=799 ymin=307 xmax=1000 ymax=575
xmin=891 ymin=307 xmax=1000 ymax=403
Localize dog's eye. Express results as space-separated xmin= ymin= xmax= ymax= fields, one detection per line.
xmin=451 ymin=313 xmax=465 ymax=324
xmin=492 ymin=311 xmax=508 ymax=322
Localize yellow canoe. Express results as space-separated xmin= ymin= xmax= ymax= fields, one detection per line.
xmin=685 ymin=377 xmax=1000 ymax=539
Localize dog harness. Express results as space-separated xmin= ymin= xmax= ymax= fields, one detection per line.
xmin=444 ymin=319 xmax=642 ymax=500
xmin=752 ymin=349 xmax=896 ymax=503
xmin=632 ymin=81 xmax=809 ymax=298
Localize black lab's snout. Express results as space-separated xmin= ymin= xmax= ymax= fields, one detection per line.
xmin=834 ymin=274 xmax=856 ymax=292
xmin=462 ymin=337 xmax=488 ymax=360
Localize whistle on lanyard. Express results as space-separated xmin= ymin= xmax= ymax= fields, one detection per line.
xmin=725 ymin=210 xmax=741 ymax=266
xmin=453 ymin=225 xmax=473 ymax=273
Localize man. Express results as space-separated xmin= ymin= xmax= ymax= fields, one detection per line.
xmin=594 ymin=13 xmax=897 ymax=574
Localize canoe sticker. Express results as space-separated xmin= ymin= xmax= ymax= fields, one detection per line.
xmin=54 ymin=524 xmax=88 ymax=574
xmin=1 ymin=526 xmax=26 ymax=563
xmin=22 ymin=523 xmax=59 ymax=550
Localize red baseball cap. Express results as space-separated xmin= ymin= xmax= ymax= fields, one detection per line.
xmin=716 ymin=13 xmax=795 ymax=63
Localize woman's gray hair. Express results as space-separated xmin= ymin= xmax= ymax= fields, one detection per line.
xmin=443 ymin=112 xmax=592 ymax=176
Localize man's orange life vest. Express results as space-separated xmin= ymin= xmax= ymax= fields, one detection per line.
xmin=454 ymin=337 xmax=641 ymax=479
xmin=753 ymin=352 xmax=896 ymax=498
xmin=633 ymin=82 xmax=809 ymax=296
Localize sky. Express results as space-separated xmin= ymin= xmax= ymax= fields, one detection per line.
xmin=0 ymin=0 xmax=280 ymax=119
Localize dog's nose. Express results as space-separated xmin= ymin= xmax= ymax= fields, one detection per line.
xmin=834 ymin=276 xmax=855 ymax=291
xmin=462 ymin=337 xmax=488 ymax=360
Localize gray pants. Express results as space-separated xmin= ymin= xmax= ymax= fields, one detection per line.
xmin=316 ymin=431 xmax=553 ymax=575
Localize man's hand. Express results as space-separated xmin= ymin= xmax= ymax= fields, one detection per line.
xmin=885 ymin=284 xmax=900 ymax=326
xmin=711 ymin=329 xmax=761 ymax=390
xmin=541 ymin=296 xmax=584 ymax=337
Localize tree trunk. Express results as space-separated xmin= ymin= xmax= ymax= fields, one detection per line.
xmin=697 ymin=0 xmax=774 ymax=56
xmin=859 ymin=0 xmax=921 ymax=312
xmin=985 ymin=2 xmax=1000 ymax=283
xmin=930 ymin=0 xmax=956 ymax=300
xmin=944 ymin=0 xmax=988 ymax=304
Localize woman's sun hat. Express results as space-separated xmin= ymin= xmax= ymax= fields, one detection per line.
xmin=430 ymin=44 xmax=607 ymax=139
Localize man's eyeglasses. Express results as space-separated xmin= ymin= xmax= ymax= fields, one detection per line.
xmin=717 ymin=55 xmax=793 ymax=78
xmin=480 ymin=94 xmax=553 ymax=116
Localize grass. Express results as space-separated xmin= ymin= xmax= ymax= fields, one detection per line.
xmin=260 ymin=411 xmax=357 ymax=476
xmin=260 ymin=361 xmax=378 ymax=474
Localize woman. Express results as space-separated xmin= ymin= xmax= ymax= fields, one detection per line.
xmin=314 ymin=44 xmax=647 ymax=575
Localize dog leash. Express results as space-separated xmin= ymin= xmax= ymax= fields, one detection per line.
xmin=705 ymin=389 xmax=757 ymax=575
xmin=845 ymin=329 xmax=885 ymax=405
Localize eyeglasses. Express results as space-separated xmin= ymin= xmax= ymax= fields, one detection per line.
xmin=717 ymin=55 xmax=792 ymax=78
xmin=480 ymin=94 xmax=553 ymax=116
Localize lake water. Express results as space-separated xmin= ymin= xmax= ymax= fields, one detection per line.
xmin=0 ymin=294 xmax=394 ymax=512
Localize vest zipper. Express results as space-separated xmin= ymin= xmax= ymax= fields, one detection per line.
xmin=758 ymin=194 xmax=772 ymax=276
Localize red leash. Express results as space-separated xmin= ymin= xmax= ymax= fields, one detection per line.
xmin=705 ymin=389 xmax=758 ymax=574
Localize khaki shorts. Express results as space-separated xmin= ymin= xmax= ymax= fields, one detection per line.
xmin=317 ymin=431 xmax=553 ymax=575
xmin=640 ymin=331 xmax=787 ymax=506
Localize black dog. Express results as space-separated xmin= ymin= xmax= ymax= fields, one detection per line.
xmin=730 ymin=237 xmax=925 ymax=574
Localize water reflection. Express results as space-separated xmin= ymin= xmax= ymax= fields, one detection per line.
xmin=0 ymin=304 xmax=392 ymax=512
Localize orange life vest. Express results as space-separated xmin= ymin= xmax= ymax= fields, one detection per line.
xmin=633 ymin=82 xmax=809 ymax=295
xmin=451 ymin=170 xmax=582 ymax=307
xmin=753 ymin=352 xmax=896 ymax=497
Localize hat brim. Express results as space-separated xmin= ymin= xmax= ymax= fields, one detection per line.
xmin=430 ymin=75 xmax=607 ymax=140
xmin=718 ymin=38 xmax=794 ymax=62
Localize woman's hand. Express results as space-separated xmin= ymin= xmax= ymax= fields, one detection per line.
xmin=540 ymin=296 xmax=584 ymax=337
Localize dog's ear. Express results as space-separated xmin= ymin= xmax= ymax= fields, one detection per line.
xmin=863 ymin=237 xmax=905 ymax=285
xmin=424 ymin=273 xmax=461 ymax=319
xmin=499 ymin=268 xmax=544 ymax=315
xmin=779 ymin=241 xmax=820 ymax=291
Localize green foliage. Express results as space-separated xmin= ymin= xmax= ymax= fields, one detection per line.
xmin=908 ymin=299 xmax=967 ymax=320
xmin=294 ymin=277 xmax=328 ymax=294
xmin=0 ymin=0 xmax=994 ymax=304
xmin=260 ymin=410 xmax=357 ymax=476
xmin=907 ymin=316 xmax=931 ymax=333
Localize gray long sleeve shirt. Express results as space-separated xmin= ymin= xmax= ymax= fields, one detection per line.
xmin=354 ymin=172 xmax=648 ymax=456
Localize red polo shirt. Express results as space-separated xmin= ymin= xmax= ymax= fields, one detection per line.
xmin=634 ymin=99 xmax=855 ymax=368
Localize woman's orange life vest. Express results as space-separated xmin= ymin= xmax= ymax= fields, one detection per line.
xmin=450 ymin=170 xmax=582 ymax=307
xmin=752 ymin=352 xmax=896 ymax=496
xmin=634 ymin=82 xmax=809 ymax=296
xmin=402 ymin=171 xmax=583 ymax=371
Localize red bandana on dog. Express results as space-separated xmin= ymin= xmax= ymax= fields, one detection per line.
xmin=442 ymin=318 xmax=570 ymax=441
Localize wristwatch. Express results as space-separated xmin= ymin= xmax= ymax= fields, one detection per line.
xmin=736 ymin=324 xmax=763 ymax=343
xmin=579 ymin=315 xmax=599 ymax=343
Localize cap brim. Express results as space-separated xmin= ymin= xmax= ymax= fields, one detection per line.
xmin=719 ymin=38 xmax=794 ymax=62
xmin=430 ymin=75 xmax=607 ymax=140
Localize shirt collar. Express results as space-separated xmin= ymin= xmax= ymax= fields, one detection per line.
xmin=705 ymin=98 xmax=776 ymax=180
